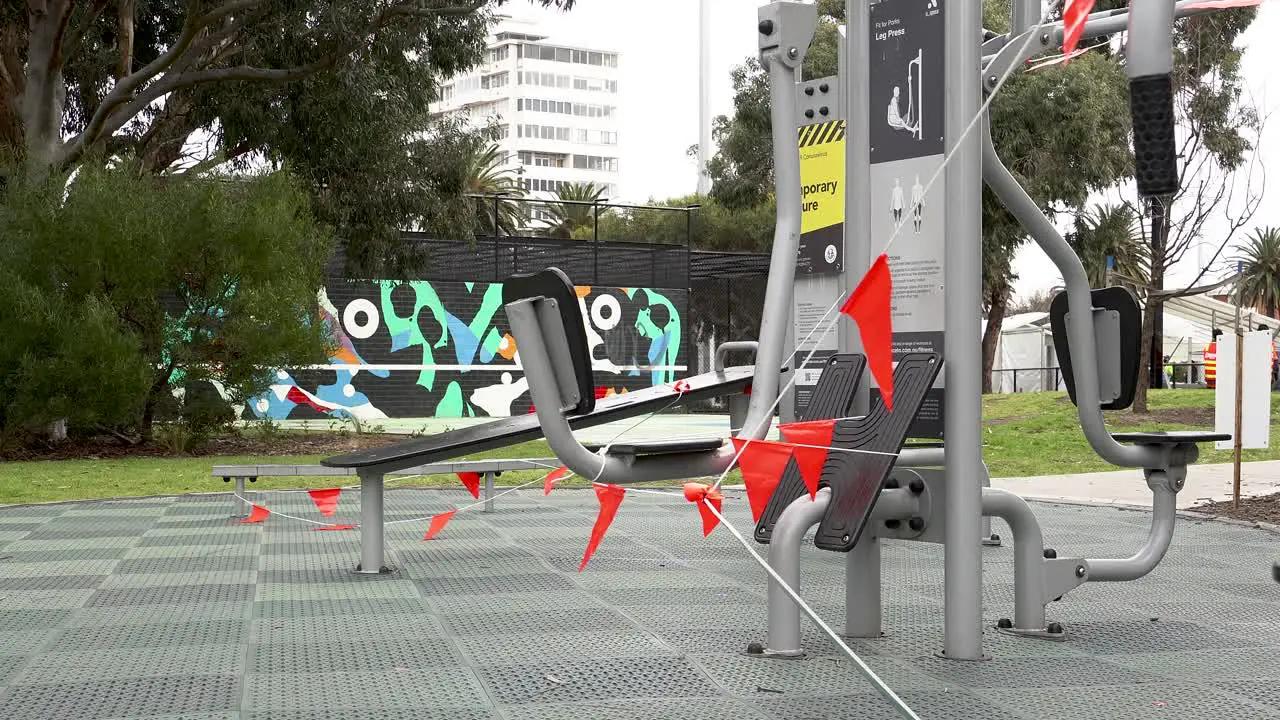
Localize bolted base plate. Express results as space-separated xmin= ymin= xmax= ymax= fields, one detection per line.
xmin=995 ymin=624 xmax=1069 ymax=642
xmin=352 ymin=564 xmax=394 ymax=575
xmin=745 ymin=641 xmax=808 ymax=660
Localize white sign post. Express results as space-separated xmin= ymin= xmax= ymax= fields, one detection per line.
xmin=1214 ymin=329 xmax=1272 ymax=452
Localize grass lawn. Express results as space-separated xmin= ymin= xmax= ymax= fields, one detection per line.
xmin=2 ymin=389 xmax=1277 ymax=505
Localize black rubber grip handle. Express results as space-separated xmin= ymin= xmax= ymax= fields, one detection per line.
xmin=1130 ymin=74 xmax=1179 ymax=198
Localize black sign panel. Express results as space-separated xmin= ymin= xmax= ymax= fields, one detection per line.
xmin=869 ymin=0 xmax=945 ymax=164
xmin=796 ymin=224 xmax=844 ymax=275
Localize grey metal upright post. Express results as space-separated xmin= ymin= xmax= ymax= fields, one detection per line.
xmin=844 ymin=533 xmax=882 ymax=637
xmin=356 ymin=470 xmax=387 ymax=574
xmin=483 ymin=471 xmax=496 ymax=513
xmin=844 ymin=0 xmax=871 ymax=418
xmin=942 ymin=0 xmax=986 ymax=660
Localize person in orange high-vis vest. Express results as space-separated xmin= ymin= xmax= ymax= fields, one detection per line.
xmin=1204 ymin=329 xmax=1220 ymax=389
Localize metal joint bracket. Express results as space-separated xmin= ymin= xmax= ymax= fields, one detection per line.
xmin=1146 ymin=466 xmax=1186 ymax=494
xmin=1043 ymin=556 xmax=1089 ymax=603
xmin=758 ymin=2 xmax=818 ymax=69
xmin=981 ymin=27 xmax=1054 ymax=92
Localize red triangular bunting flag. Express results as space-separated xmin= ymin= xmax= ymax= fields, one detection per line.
xmin=457 ymin=472 xmax=481 ymax=500
xmin=239 ymin=504 xmax=270 ymax=524
xmin=778 ymin=419 xmax=836 ymax=450
xmin=314 ymin=523 xmax=358 ymax=531
xmin=307 ymin=488 xmax=342 ymax=517
xmin=544 ymin=466 xmax=570 ymax=495
xmin=731 ymin=437 xmax=794 ymax=522
xmin=790 ymin=445 xmax=828 ymax=499
xmin=579 ymin=484 xmax=626 ymax=571
xmin=1061 ymin=0 xmax=1095 ymax=59
xmin=683 ymin=482 xmax=724 ymax=537
xmin=840 ymin=254 xmax=895 ymax=411
xmin=424 ymin=510 xmax=457 ymax=540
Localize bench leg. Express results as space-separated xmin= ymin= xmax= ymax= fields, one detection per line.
xmin=483 ymin=471 xmax=496 ymax=513
xmin=356 ymin=471 xmax=389 ymax=574
xmin=230 ymin=477 xmax=249 ymax=519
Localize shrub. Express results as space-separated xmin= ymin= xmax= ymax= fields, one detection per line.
xmin=0 ymin=161 xmax=336 ymax=441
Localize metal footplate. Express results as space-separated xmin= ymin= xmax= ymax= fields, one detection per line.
xmin=754 ymin=353 xmax=868 ymax=543
xmin=811 ymin=353 xmax=943 ymax=552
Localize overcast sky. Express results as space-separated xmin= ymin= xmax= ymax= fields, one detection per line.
xmin=505 ymin=0 xmax=1280 ymax=300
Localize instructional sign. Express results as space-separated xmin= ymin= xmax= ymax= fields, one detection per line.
xmin=798 ymin=119 xmax=846 ymax=276
xmin=870 ymin=0 xmax=946 ymax=438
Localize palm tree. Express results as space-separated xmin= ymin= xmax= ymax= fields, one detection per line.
xmin=463 ymin=143 xmax=524 ymax=236
xmin=1065 ymin=202 xmax=1148 ymax=289
xmin=1233 ymin=226 xmax=1280 ymax=318
xmin=545 ymin=181 xmax=607 ymax=239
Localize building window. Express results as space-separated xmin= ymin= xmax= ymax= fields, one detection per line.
xmin=519 ymin=43 xmax=619 ymax=68
xmin=481 ymin=72 xmax=508 ymax=89
xmin=573 ymin=155 xmax=619 ymax=172
xmin=518 ymin=97 xmax=615 ymax=119
xmin=518 ymin=151 xmax=567 ymax=168
xmin=521 ymin=177 xmax=571 ymax=194
xmin=517 ymin=124 xmax=573 ymax=141
xmin=486 ymin=45 xmax=509 ymax=64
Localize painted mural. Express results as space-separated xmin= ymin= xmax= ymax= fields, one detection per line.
xmin=248 ymin=280 xmax=685 ymax=421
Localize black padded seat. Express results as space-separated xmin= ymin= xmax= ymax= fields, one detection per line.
xmin=1111 ymin=431 xmax=1231 ymax=445
xmin=584 ymin=438 xmax=726 ymax=457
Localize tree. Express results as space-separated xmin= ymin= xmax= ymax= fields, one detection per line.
xmin=1233 ymin=227 xmax=1280 ymax=319
xmin=546 ymin=181 xmax=605 ymax=239
xmin=1127 ymin=7 xmax=1263 ymax=411
xmin=585 ymin=194 xmax=776 ymax=252
xmin=464 ymin=142 xmax=525 ymax=236
xmin=1065 ymin=202 xmax=1148 ymax=289
xmin=0 ymin=161 xmax=334 ymax=441
xmin=1 ymin=0 xmax=573 ymax=275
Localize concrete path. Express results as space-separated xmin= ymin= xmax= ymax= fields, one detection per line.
xmin=992 ymin=460 xmax=1280 ymax=509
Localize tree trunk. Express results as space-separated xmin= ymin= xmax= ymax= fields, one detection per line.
xmin=1134 ymin=297 xmax=1155 ymax=413
xmin=21 ymin=1 xmax=73 ymax=176
xmin=117 ymin=0 xmax=135 ymax=80
xmin=981 ymin=284 xmax=1009 ymax=394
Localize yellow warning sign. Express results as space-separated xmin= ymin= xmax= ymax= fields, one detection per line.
xmin=798 ymin=120 xmax=846 ymax=235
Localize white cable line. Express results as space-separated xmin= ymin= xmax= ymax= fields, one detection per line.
xmin=700 ymin=498 xmax=922 ymax=720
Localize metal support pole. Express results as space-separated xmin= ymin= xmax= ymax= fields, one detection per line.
xmin=844 ymin=0 xmax=871 ymax=418
xmin=981 ymin=488 xmax=1047 ymax=631
xmin=356 ymin=470 xmax=387 ymax=574
xmin=697 ymin=0 xmax=713 ymax=196
xmin=844 ymin=534 xmax=882 ymax=638
xmin=942 ymin=0 xmax=987 ymax=661
xmin=232 ymin=477 xmax=248 ymax=518
xmin=1234 ymin=289 xmax=1244 ymax=509
xmin=765 ymin=488 xmax=832 ymax=656
xmin=483 ymin=471 xmax=496 ymax=513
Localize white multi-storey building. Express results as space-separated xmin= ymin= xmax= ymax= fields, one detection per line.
xmin=435 ymin=17 xmax=622 ymax=222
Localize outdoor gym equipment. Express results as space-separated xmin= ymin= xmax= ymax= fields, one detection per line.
xmin=324 ymin=0 xmax=1239 ymax=664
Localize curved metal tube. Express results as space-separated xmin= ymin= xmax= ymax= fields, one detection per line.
xmin=981 ymin=488 xmax=1046 ymax=631
xmin=715 ymin=341 xmax=759 ymax=373
xmin=1086 ymin=483 xmax=1177 ymax=581
xmin=766 ymin=488 xmax=832 ymax=655
xmin=740 ymin=50 xmax=805 ymax=443
xmin=980 ymin=115 xmax=1165 ymax=470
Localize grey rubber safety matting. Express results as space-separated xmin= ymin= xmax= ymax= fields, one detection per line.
xmin=1 ymin=487 xmax=1279 ymax=719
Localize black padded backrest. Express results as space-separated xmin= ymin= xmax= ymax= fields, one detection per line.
xmin=811 ymin=353 xmax=942 ymax=552
xmin=754 ymin=354 xmax=867 ymax=544
xmin=1049 ymin=287 xmax=1141 ymax=411
xmin=502 ymin=267 xmax=595 ymax=416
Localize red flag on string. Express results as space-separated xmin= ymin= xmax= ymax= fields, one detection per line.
xmin=730 ymin=437 xmax=795 ymax=522
xmin=307 ymin=488 xmax=342 ymax=517
xmin=840 ymin=253 xmax=895 ymax=411
xmin=790 ymin=445 xmax=828 ymax=499
xmin=543 ymin=466 xmax=570 ymax=495
xmin=457 ymin=472 xmax=482 ymax=500
xmin=239 ymin=504 xmax=270 ymax=524
xmin=579 ymin=484 xmax=626 ymax=571
xmin=778 ymin=419 xmax=836 ymax=450
xmin=314 ymin=523 xmax=358 ymax=531
xmin=683 ymin=482 xmax=724 ymax=537
xmin=424 ymin=510 xmax=457 ymax=540
xmin=1061 ymin=0 xmax=1095 ymax=59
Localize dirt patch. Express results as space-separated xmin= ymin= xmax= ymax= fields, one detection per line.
xmin=1192 ymin=493 xmax=1280 ymax=525
xmin=1 ymin=431 xmax=410 ymax=462
xmin=984 ymin=414 xmax=1036 ymax=426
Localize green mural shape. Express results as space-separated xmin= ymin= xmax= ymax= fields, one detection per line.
xmin=482 ymin=326 xmax=504 ymax=360
xmin=436 ymin=381 xmax=466 ymax=417
xmin=465 ymin=284 xmax=506 ymax=364
xmin=379 ymin=280 xmax=448 ymax=391
xmin=635 ymin=289 xmax=682 ymax=385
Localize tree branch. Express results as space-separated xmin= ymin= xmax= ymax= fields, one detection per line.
xmin=60 ymin=0 xmax=109 ymax=68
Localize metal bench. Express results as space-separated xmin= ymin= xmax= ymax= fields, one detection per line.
xmin=213 ymin=458 xmax=560 ymax=518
